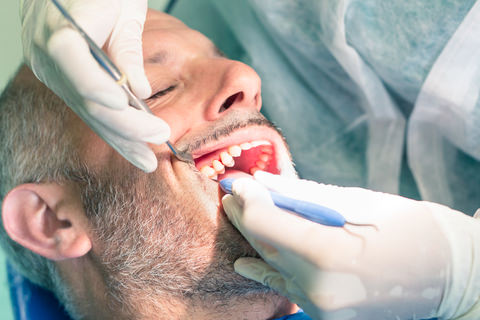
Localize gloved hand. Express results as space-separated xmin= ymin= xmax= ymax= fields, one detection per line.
xmin=222 ymin=171 xmax=480 ymax=320
xmin=21 ymin=0 xmax=170 ymax=172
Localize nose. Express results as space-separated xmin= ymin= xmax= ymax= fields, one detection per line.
xmin=203 ymin=60 xmax=262 ymax=121
xmin=155 ymin=59 xmax=262 ymax=143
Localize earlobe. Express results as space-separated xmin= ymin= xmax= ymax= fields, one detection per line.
xmin=2 ymin=184 xmax=92 ymax=261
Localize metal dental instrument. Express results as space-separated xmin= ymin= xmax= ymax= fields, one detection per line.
xmin=50 ymin=0 xmax=194 ymax=164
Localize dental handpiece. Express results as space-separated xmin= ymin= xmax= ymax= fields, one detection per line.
xmin=220 ymin=178 xmax=346 ymax=227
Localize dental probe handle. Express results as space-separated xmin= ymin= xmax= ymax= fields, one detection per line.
xmin=220 ymin=178 xmax=346 ymax=227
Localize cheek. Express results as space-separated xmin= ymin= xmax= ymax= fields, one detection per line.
xmin=80 ymin=131 xmax=117 ymax=172
xmin=182 ymin=173 xmax=221 ymax=221
xmin=171 ymin=161 xmax=223 ymax=224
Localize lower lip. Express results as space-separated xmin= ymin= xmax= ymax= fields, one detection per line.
xmin=218 ymin=168 xmax=253 ymax=181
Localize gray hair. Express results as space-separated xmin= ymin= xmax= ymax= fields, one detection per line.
xmin=0 ymin=66 xmax=282 ymax=319
xmin=0 ymin=65 xmax=84 ymax=318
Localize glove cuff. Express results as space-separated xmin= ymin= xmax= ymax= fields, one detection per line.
xmin=427 ymin=202 xmax=480 ymax=319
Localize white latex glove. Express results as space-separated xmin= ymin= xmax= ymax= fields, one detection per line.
xmin=21 ymin=0 xmax=170 ymax=172
xmin=222 ymin=171 xmax=480 ymax=320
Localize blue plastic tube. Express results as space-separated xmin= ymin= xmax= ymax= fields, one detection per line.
xmin=220 ymin=178 xmax=346 ymax=227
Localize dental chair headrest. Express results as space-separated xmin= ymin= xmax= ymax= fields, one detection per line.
xmin=7 ymin=263 xmax=72 ymax=320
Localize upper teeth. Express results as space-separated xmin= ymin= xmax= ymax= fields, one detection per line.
xmin=228 ymin=145 xmax=242 ymax=157
xmin=212 ymin=160 xmax=225 ymax=174
xmin=251 ymin=140 xmax=270 ymax=147
xmin=199 ymin=140 xmax=273 ymax=179
xmin=240 ymin=142 xmax=252 ymax=150
xmin=220 ymin=152 xmax=235 ymax=167
xmin=200 ymin=165 xmax=217 ymax=180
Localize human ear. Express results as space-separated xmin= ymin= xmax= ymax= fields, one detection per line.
xmin=2 ymin=183 xmax=92 ymax=261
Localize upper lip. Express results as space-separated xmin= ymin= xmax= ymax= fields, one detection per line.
xmin=190 ymin=125 xmax=285 ymax=161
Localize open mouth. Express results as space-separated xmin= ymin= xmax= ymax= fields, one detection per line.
xmin=192 ymin=127 xmax=286 ymax=181
xmin=194 ymin=140 xmax=279 ymax=180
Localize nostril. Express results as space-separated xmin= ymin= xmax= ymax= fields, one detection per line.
xmin=219 ymin=92 xmax=243 ymax=113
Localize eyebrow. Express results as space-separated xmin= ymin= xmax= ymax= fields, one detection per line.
xmin=145 ymin=50 xmax=171 ymax=64
xmin=145 ymin=43 xmax=226 ymax=65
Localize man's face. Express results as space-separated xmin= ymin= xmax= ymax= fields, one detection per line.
xmin=78 ymin=10 xmax=295 ymax=311
xmin=141 ymin=10 xmax=294 ymax=217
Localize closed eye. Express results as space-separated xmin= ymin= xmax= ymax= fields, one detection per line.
xmin=148 ymin=85 xmax=177 ymax=101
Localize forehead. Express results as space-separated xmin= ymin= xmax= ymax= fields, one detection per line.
xmin=145 ymin=10 xmax=187 ymax=30
xmin=142 ymin=10 xmax=215 ymax=62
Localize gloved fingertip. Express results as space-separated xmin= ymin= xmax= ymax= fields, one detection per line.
xmin=234 ymin=258 xmax=283 ymax=290
xmin=231 ymin=177 xmax=256 ymax=196
xmin=130 ymin=152 xmax=158 ymax=173
xmin=253 ymin=170 xmax=279 ymax=186
xmin=141 ymin=117 xmax=171 ymax=144
xmin=128 ymin=69 xmax=152 ymax=99
xmin=221 ymin=194 xmax=235 ymax=206
xmin=222 ymin=194 xmax=239 ymax=212
xmin=236 ymin=259 xmax=287 ymax=295
xmin=231 ymin=178 xmax=272 ymax=205
xmin=234 ymin=257 xmax=265 ymax=280
xmin=143 ymin=129 xmax=171 ymax=145
xmin=140 ymin=163 xmax=157 ymax=173
xmin=221 ymin=194 xmax=243 ymax=228
xmin=253 ymin=170 xmax=273 ymax=180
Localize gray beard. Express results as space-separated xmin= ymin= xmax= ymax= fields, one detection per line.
xmin=76 ymin=163 xmax=276 ymax=317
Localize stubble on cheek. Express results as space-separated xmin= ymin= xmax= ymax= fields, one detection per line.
xmin=84 ymin=162 xmax=266 ymax=304
xmin=174 ymin=165 xmax=261 ymax=261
